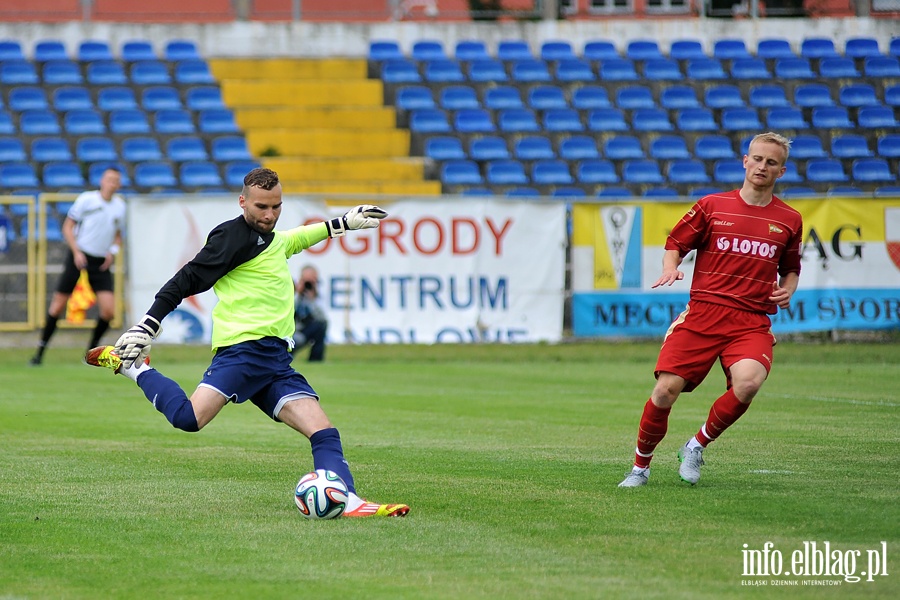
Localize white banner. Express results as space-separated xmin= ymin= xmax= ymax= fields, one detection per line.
xmin=127 ymin=195 xmax=567 ymax=345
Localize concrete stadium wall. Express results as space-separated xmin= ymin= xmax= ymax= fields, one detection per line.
xmin=0 ymin=18 xmax=896 ymax=59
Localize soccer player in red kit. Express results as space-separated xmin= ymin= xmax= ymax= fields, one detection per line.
xmin=619 ymin=132 xmax=803 ymax=487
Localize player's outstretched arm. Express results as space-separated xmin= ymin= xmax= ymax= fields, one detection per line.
xmin=325 ymin=205 xmax=388 ymax=238
xmin=114 ymin=314 xmax=162 ymax=368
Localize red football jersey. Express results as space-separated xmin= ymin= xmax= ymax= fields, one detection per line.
xmin=665 ymin=190 xmax=803 ymax=314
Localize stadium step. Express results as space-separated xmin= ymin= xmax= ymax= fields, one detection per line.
xmin=263 ymin=157 xmax=427 ymax=182
xmin=246 ymin=129 xmax=411 ymax=159
xmin=234 ymin=107 xmax=396 ymax=130
xmin=220 ymin=79 xmax=384 ymax=108
xmin=277 ymin=180 xmax=441 ymax=195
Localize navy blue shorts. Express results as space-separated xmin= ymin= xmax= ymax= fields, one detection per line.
xmin=199 ymin=337 xmax=319 ymax=421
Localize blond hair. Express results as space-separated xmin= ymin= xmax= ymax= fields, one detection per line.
xmin=749 ymin=132 xmax=792 ymax=163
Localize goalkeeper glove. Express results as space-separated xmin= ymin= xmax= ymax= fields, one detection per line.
xmin=325 ymin=205 xmax=388 ymax=238
xmin=114 ymin=314 xmax=162 ymax=369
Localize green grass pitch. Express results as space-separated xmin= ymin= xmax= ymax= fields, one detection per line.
xmin=1 ymin=341 xmax=898 ymax=599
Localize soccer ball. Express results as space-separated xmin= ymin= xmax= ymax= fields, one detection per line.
xmin=293 ymin=469 xmax=348 ymax=519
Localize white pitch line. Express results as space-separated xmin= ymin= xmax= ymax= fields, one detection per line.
xmin=768 ymin=393 xmax=898 ymax=408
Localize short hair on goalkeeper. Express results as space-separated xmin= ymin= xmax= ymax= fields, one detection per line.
xmin=242 ymin=167 xmax=280 ymax=195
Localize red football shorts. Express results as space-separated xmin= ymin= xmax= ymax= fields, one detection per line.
xmin=655 ymin=300 xmax=776 ymax=392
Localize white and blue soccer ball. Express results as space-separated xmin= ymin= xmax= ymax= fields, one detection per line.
xmin=294 ymin=469 xmax=348 ymax=519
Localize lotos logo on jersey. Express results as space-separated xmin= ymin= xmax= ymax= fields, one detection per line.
xmin=716 ymin=237 xmax=778 ymax=258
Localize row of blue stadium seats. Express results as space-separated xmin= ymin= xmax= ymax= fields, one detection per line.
xmin=369 ymin=37 xmax=900 ymax=63
xmin=1 ymin=85 xmax=224 ymax=112
xmin=0 ymin=58 xmax=215 ymax=86
xmin=407 ymin=106 xmax=900 ymax=134
xmin=0 ymin=159 xmax=260 ymax=191
xmin=397 ymin=83 xmax=900 ymax=112
xmin=379 ymin=55 xmax=900 ymax=84
xmin=438 ymin=157 xmax=899 ymax=188
xmin=0 ymin=135 xmax=252 ymax=163
xmin=0 ymin=39 xmax=201 ymax=63
xmin=0 ymin=107 xmax=240 ymax=135
xmin=424 ymin=134 xmax=900 ymax=162
xmin=451 ymin=185 xmax=900 ymax=200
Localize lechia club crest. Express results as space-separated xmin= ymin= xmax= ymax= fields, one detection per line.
xmin=887 ymin=208 xmax=900 ymax=271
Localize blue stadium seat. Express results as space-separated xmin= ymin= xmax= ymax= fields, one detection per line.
xmin=510 ymin=60 xmax=552 ymax=82
xmin=174 ymin=60 xmax=216 ymax=85
xmin=223 ymin=160 xmax=261 ymax=187
xmin=643 ymin=187 xmax=680 ymax=199
xmin=528 ymin=86 xmax=567 ymax=110
xmin=0 ymin=138 xmax=27 ymax=162
xmin=756 ymin=39 xmax=795 ymax=60
xmin=748 ymin=84 xmax=789 ymax=108
xmin=532 ymin=160 xmax=574 ymax=185
xmin=713 ymin=160 xmax=745 ymax=184
xmin=730 ymin=58 xmax=771 ymax=80
xmin=858 ymin=106 xmax=898 ymax=128
xmin=714 ymin=39 xmax=751 ymax=60
xmin=864 ymin=56 xmax=900 ymax=78
xmin=615 ymin=85 xmax=655 ymax=110
xmin=424 ymin=59 xmax=465 ymax=83
xmin=832 ymin=135 xmax=873 ymax=159
xmin=459 ymin=187 xmax=493 ymax=197
xmin=78 ymin=40 xmax=113 ymax=62
xmin=166 ymin=136 xmax=209 ymax=161
xmin=86 ymin=61 xmax=128 ymax=85
xmin=774 ymin=58 xmax=815 ymax=79
xmin=587 ymin=108 xmax=628 ymax=131
xmin=790 ymin=135 xmax=828 ymax=159
xmin=555 ymin=60 xmax=595 ymax=82
xmin=98 ymin=87 xmax=138 ymax=111
xmin=455 ymin=40 xmax=489 ymax=62
xmin=826 ymin=186 xmax=866 ymax=197
xmin=122 ymin=137 xmax=162 ymax=162
xmin=439 ymin=86 xmax=479 ymax=110
xmin=164 ymin=40 xmax=201 ymax=61
xmin=794 ymin=84 xmax=834 ymax=107
xmin=468 ymin=136 xmax=509 ymax=161
xmin=541 ymin=41 xmax=575 ymax=62
xmin=559 ymin=136 xmax=599 ymax=160
xmin=839 ymin=84 xmax=879 ymax=108
xmin=154 ymin=109 xmax=195 ymax=134
xmin=142 ymin=86 xmax=182 ymax=111
xmin=552 ymin=187 xmax=587 ymax=198
xmin=642 ymin=59 xmax=683 ymax=81
xmin=397 ymin=86 xmax=436 ymax=110
xmin=185 ymin=86 xmax=225 ymax=110
xmin=53 ymin=86 xmax=93 ymax=111
xmin=669 ymin=40 xmax=706 ymax=61
xmin=64 ymin=110 xmax=106 ymax=135
xmin=780 ymin=161 xmax=803 ymax=184
xmin=766 ymin=107 xmax=808 ymax=129
xmin=690 ymin=187 xmax=727 ymax=198
xmin=210 ymin=136 xmax=252 ymax=162
xmin=514 ymin=136 xmax=555 ymax=160
xmin=130 ymin=61 xmax=172 ymax=85
xmin=368 ymin=40 xmax=403 ymax=62
xmin=885 ymin=84 xmax=900 ymax=107
xmin=180 ymin=161 xmax=223 ymax=188
xmin=631 ymin=108 xmax=673 ymax=132
xmin=597 ymin=186 xmax=634 ymax=198
xmin=498 ymin=109 xmax=540 ymax=133
xmin=20 ymin=110 xmax=60 ymax=135
xmin=800 ymin=38 xmax=839 ymax=59
xmin=454 ymin=109 xmax=495 ymax=133
xmin=543 ymin=109 xmax=584 ymax=132
xmin=875 ymin=186 xmax=900 ymax=198
xmin=668 ymin=160 xmax=710 ymax=185
xmin=41 ymin=60 xmax=83 ymax=84
xmin=0 ymin=163 xmax=40 ymax=188
xmin=599 ymin=59 xmax=639 ymax=81
xmin=779 ymin=187 xmax=817 ymax=198
xmin=412 ymin=40 xmax=447 ymax=62
xmin=891 ymin=38 xmax=900 ymax=58
xmin=660 ymin=86 xmax=700 ymax=109
xmin=576 ymin=160 xmax=619 ymax=184
xmin=819 ymin=58 xmax=860 ymax=79
xmin=623 ymin=160 xmax=664 ymax=184
xmin=9 ymin=87 xmax=49 ymax=111
xmin=34 ymin=40 xmax=67 ymax=62
xmin=0 ymin=41 xmax=24 ymax=61
xmin=704 ymin=84 xmax=744 ymax=109
xmin=467 ymin=59 xmax=508 ymax=82
xmin=31 ymin=138 xmax=72 ymax=162
xmin=877 ymin=134 xmax=900 ymax=158
xmin=583 ymin=40 xmax=619 ymax=61
xmin=676 ymin=108 xmax=718 ymax=132
xmin=686 ymin=58 xmax=727 ymax=80
xmin=110 ymin=110 xmax=151 ymax=134
xmin=0 ymin=61 xmax=39 ymax=84
xmin=844 ymin=38 xmax=881 ymax=59
xmin=409 ymin=109 xmax=451 ymax=133
xmin=486 ymin=160 xmax=528 ymax=185
xmin=76 ymin=137 xmax=118 ymax=162
xmin=650 ymin=136 xmax=690 ymax=160
xmin=721 ymin=108 xmax=763 ymax=131
xmin=497 ymin=40 xmax=533 ymax=62
xmin=505 ymin=187 xmax=540 ymax=197
xmin=134 ymin=162 xmax=178 ymax=188
xmin=697 ymin=140 xmax=735 ymax=163
xmin=604 ymin=136 xmax=644 ymax=160
xmin=198 ymin=109 xmax=239 ymax=134
xmin=571 ymin=86 xmax=610 ymax=109
xmin=626 ymin=40 xmax=663 ymax=61
xmin=43 ymin=162 xmax=85 ymax=188
xmin=381 ymin=59 xmax=421 ymax=83
xmin=806 ymin=159 xmax=849 ymax=184
xmin=812 ymin=107 xmax=854 ymax=129
xmin=122 ymin=40 xmax=156 ymax=62
xmin=483 ymin=86 xmax=523 ymax=110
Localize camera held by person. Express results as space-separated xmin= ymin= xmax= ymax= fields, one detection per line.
xmin=292 ymin=265 xmax=328 ymax=362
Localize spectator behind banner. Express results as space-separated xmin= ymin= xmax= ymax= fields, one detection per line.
xmin=292 ymin=265 xmax=328 ymax=362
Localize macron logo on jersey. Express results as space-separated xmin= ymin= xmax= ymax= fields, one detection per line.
xmin=257 ymin=236 xmax=265 ymax=245
xmin=716 ymin=236 xmax=778 ymax=258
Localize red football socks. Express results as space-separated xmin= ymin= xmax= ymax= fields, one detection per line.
xmin=634 ymin=399 xmax=671 ymax=468
xmin=695 ymin=388 xmax=750 ymax=447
